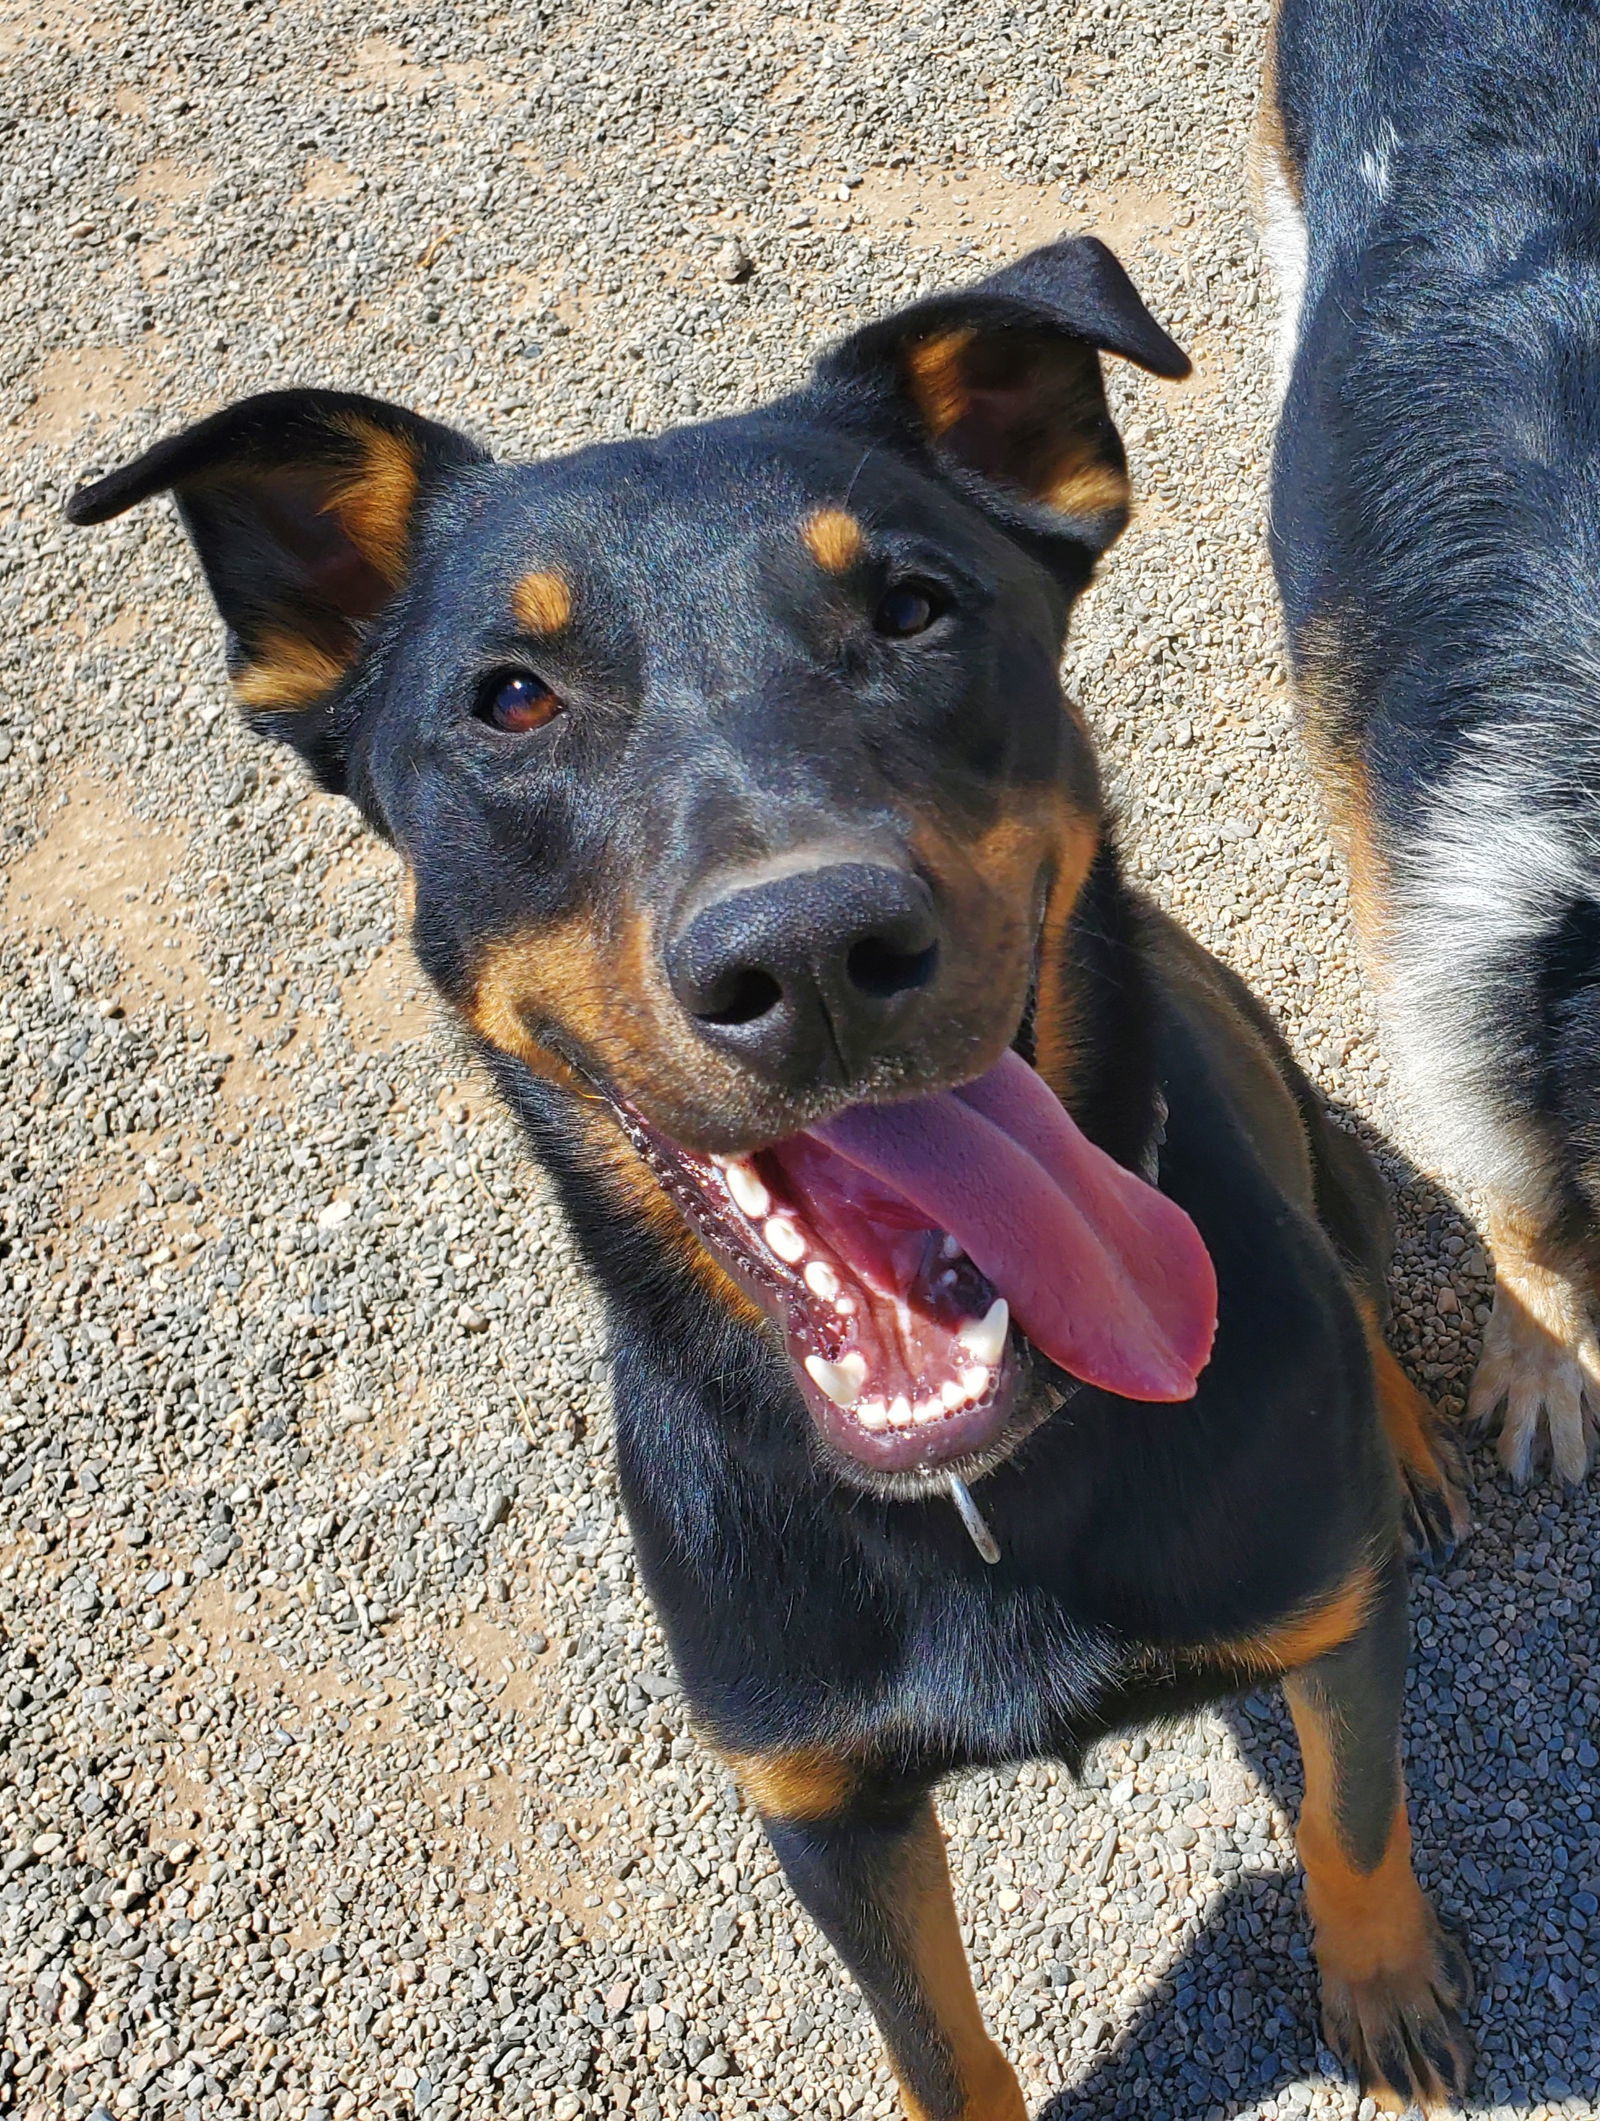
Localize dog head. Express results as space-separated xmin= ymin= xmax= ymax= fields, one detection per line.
xmin=70 ymin=239 xmax=1211 ymax=1493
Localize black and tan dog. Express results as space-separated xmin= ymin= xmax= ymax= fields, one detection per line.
xmin=70 ymin=240 xmax=1471 ymax=2116
xmin=1262 ymin=0 xmax=1600 ymax=1486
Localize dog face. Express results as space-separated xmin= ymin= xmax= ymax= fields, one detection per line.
xmin=71 ymin=240 xmax=1199 ymax=1491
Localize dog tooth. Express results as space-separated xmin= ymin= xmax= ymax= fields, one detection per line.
xmin=725 ymin=1160 xmax=771 ymax=1219
xmin=805 ymin=1353 xmax=865 ymax=1409
xmin=959 ymin=1365 xmax=990 ymax=1402
xmin=836 ymin=1295 xmax=856 ymax=1316
xmin=856 ymin=1399 xmax=889 ymax=1431
xmin=887 ymin=1394 xmax=912 ymax=1427
xmin=913 ymin=1398 xmax=943 ymax=1423
xmin=941 ymin=1379 xmax=966 ymax=1410
xmin=804 ymin=1260 xmax=840 ymax=1300
xmin=764 ymin=1215 xmax=806 ymax=1263
xmin=958 ymin=1297 xmax=1009 ymax=1368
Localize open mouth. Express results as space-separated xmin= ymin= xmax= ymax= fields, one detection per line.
xmin=612 ymin=1049 xmax=1218 ymax=1487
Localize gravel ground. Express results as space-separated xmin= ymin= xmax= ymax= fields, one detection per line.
xmin=3 ymin=0 xmax=1598 ymax=2116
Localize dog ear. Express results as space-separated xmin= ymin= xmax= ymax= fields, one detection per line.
xmin=67 ymin=389 xmax=486 ymax=788
xmin=814 ymin=237 xmax=1188 ymax=549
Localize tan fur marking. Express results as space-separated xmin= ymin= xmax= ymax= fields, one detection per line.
xmin=802 ymin=507 xmax=866 ymax=574
xmin=463 ymin=924 xmax=764 ymax=1329
xmin=1287 ymin=1676 xmax=1468 ymax=2113
xmin=895 ymin=1807 xmax=1027 ymax=2121
xmin=904 ymin=329 xmax=976 ymax=438
xmin=1355 ymin=1301 xmax=1446 ymax=1488
xmin=233 ymin=631 xmax=350 ymax=713
xmin=1030 ymin=803 xmax=1104 ymax=1102
xmin=513 ymin=569 xmax=574 ymax=636
xmin=1254 ymin=5 xmax=1304 ymax=211
xmin=1287 ymin=1684 xmax=1429 ymax=1988
xmin=1045 ymin=457 xmax=1133 ymax=520
xmin=1212 ymin=1564 xmax=1377 ymax=1678
xmin=326 ymin=416 xmax=420 ymax=586
xmin=725 ymin=1749 xmax=857 ymax=1822
xmin=1294 ymin=612 xmax=1391 ymax=959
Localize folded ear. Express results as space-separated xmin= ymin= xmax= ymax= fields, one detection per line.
xmin=814 ymin=237 xmax=1188 ymax=549
xmin=67 ymin=389 xmax=486 ymax=783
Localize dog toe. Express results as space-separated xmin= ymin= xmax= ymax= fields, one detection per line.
xmin=1319 ymin=1922 xmax=1473 ymax=2119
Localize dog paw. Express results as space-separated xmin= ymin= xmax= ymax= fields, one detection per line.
xmin=1467 ymin=1269 xmax=1599 ymax=1486
xmin=1398 ymin=1412 xmax=1471 ymax=1566
xmin=1318 ymin=1922 xmax=1474 ymax=2117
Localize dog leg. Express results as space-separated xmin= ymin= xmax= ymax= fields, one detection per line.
xmin=1361 ymin=1318 xmax=1470 ymax=1562
xmin=1468 ymin=1223 xmax=1600 ymax=1485
xmin=735 ymin=1757 xmax=1025 ymax=2121
xmin=1282 ymin=1559 xmax=1472 ymax=2116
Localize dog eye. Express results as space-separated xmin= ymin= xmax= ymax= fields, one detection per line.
xmin=476 ymin=670 xmax=561 ymax=734
xmin=874 ymin=581 xmax=947 ymax=638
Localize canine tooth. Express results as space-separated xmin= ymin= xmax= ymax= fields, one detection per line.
xmin=804 ymin=1260 xmax=840 ymax=1300
xmin=941 ymin=1379 xmax=966 ymax=1410
xmin=725 ymin=1160 xmax=770 ymax=1219
xmin=887 ymin=1394 xmax=912 ymax=1427
xmin=856 ymin=1399 xmax=889 ymax=1431
xmin=959 ymin=1297 xmax=1009 ymax=1368
xmin=804 ymin=1351 xmax=866 ymax=1408
xmin=959 ymin=1365 xmax=990 ymax=1402
xmin=764 ymin=1216 xmax=806 ymax=1263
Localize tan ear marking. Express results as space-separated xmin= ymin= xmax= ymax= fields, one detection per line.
xmin=1045 ymin=458 xmax=1132 ymax=520
xmin=325 ymin=416 xmax=421 ymax=586
xmin=513 ymin=569 xmax=574 ymax=636
xmin=802 ymin=507 xmax=866 ymax=574
xmin=233 ymin=631 xmax=350 ymax=713
xmin=904 ymin=329 xmax=975 ymax=438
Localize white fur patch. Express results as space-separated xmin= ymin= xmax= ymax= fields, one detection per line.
xmin=1256 ymin=145 xmax=1307 ymax=404
xmin=1359 ymin=120 xmax=1399 ymax=202
xmin=1382 ymin=736 xmax=1596 ymax=1221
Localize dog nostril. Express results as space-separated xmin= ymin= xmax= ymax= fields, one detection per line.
xmin=846 ymin=935 xmax=939 ymax=1001
xmin=693 ymin=965 xmax=785 ymax=1027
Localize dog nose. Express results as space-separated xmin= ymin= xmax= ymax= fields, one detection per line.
xmin=667 ymin=861 xmax=941 ymax=1084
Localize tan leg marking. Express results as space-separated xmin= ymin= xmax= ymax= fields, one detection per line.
xmin=893 ymin=1808 xmax=1027 ymax=2121
xmin=725 ymin=1749 xmax=859 ymax=1824
xmin=1287 ymin=1683 xmax=1471 ymax=2116
xmin=1356 ymin=1304 xmax=1470 ymax=1555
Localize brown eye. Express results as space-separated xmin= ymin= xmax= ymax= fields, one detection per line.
xmin=874 ymin=580 xmax=948 ymax=638
xmin=476 ymin=670 xmax=561 ymax=733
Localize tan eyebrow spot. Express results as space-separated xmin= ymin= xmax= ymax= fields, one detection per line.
xmin=802 ymin=507 xmax=866 ymax=574
xmin=512 ymin=569 xmax=574 ymax=635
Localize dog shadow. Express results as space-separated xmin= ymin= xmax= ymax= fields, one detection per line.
xmin=1038 ymin=1106 xmax=1600 ymax=2118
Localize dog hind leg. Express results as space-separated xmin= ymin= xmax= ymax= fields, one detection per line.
xmin=1355 ymin=776 xmax=1600 ymax=1484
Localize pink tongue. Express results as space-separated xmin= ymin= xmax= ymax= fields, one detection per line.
xmin=813 ymin=1050 xmax=1217 ymax=1401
